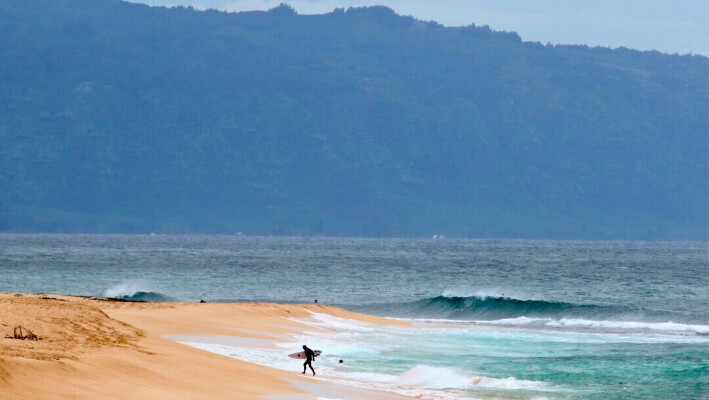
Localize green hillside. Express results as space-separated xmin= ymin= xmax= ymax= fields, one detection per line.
xmin=0 ymin=1 xmax=707 ymax=239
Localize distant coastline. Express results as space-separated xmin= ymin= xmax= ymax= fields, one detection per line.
xmin=1 ymin=1 xmax=706 ymax=241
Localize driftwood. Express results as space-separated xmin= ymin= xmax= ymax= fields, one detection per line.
xmin=6 ymin=325 xmax=40 ymax=340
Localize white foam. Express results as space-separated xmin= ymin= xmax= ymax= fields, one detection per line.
xmin=300 ymin=312 xmax=380 ymax=332
xmin=321 ymin=366 xmax=548 ymax=400
xmin=342 ymin=371 xmax=398 ymax=384
xmin=180 ymin=339 xmax=551 ymax=400
xmin=181 ymin=341 xmax=296 ymax=371
xmin=396 ymin=365 xmax=473 ymax=389
xmin=441 ymin=288 xmax=537 ymax=301
xmin=481 ymin=316 xmax=709 ymax=335
xmin=393 ymin=365 xmax=548 ymax=391
xmin=470 ymin=375 xmax=548 ymax=390
xmin=551 ymin=318 xmax=709 ymax=333
xmin=481 ymin=316 xmax=549 ymax=326
xmin=104 ymin=280 xmax=153 ymax=297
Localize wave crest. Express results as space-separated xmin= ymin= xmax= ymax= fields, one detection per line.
xmin=361 ymin=295 xmax=613 ymax=320
xmin=355 ymin=295 xmax=709 ymax=335
xmin=104 ymin=281 xmax=175 ymax=302
xmin=117 ymin=291 xmax=174 ymax=302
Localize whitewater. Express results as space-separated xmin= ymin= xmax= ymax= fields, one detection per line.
xmin=1 ymin=234 xmax=707 ymax=399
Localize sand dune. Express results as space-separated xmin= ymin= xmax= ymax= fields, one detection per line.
xmin=0 ymin=293 xmax=408 ymax=399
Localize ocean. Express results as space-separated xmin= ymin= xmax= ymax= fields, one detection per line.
xmin=1 ymin=234 xmax=707 ymax=399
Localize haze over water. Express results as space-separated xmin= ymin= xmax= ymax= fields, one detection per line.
xmin=1 ymin=234 xmax=707 ymax=398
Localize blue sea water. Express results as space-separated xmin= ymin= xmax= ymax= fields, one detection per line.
xmin=1 ymin=234 xmax=707 ymax=399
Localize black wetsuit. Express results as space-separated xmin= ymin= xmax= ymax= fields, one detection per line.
xmin=303 ymin=346 xmax=315 ymax=375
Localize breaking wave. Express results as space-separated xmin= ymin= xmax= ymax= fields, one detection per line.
xmin=104 ymin=281 xmax=176 ymax=302
xmin=354 ymin=295 xmax=709 ymax=335
xmin=359 ymin=295 xmax=619 ymax=320
xmin=116 ymin=290 xmax=175 ymax=302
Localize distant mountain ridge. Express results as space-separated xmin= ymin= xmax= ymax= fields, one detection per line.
xmin=0 ymin=0 xmax=707 ymax=239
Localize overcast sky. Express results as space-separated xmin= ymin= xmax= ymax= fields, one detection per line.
xmin=131 ymin=0 xmax=708 ymax=55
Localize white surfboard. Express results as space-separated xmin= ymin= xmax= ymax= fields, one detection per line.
xmin=288 ymin=350 xmax=322 ymax=359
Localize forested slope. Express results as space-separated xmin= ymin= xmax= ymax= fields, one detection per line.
xmin=0 ymin=1 xmax=706 ymax=239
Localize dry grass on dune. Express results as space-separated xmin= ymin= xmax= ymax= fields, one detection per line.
xmin=0 ymin=294 xmax=144 ymax=361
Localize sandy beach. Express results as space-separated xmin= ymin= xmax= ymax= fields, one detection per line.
xmin=0 ymin=293 xmax=410 ymax=400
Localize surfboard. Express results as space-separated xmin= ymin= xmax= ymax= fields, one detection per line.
xmin=288 ymin=350 xmax=322 ymax=359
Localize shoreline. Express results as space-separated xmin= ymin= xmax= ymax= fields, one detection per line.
xmin=0 ymin=292 xmax=410 ymax=400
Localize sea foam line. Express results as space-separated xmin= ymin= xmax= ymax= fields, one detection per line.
xmin=180 ymin=312 xmax=554 ymax=400
xmin=481 ymin=316 xmax=709 ymax=334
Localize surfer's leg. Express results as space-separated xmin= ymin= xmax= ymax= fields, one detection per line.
xmin=303 ymin=360 xmax=307 ymax=373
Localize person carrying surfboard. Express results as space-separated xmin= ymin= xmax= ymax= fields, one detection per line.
xmin=302 ymin=345 xmax=316 ymax=375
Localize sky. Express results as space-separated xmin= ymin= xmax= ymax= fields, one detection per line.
xmin=131 ymin=0 xmax=708 ymax=55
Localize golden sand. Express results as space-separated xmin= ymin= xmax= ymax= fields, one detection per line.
xmin=0 ymin=293 xmax=410 ymax=400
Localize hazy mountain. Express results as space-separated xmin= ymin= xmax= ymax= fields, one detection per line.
xmin=1 ymin=1 xmax=706 ymax=239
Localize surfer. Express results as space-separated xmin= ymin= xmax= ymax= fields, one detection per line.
xmin=302 ymin=345 xmax=316 ymax=375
